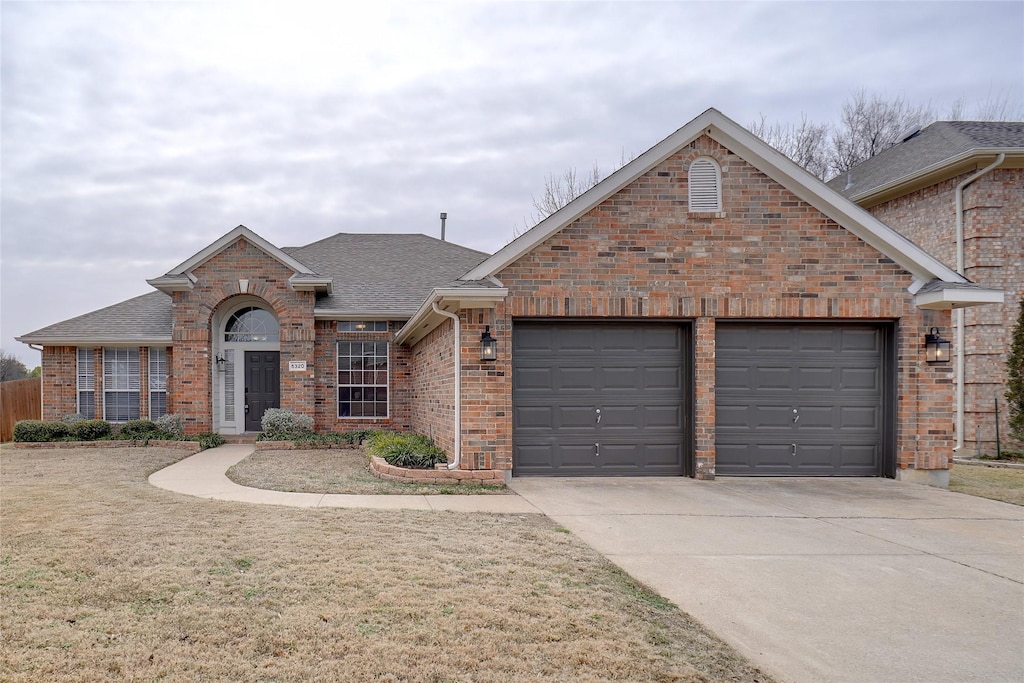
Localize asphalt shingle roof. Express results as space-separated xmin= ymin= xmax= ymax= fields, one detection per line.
xmin=828 ymin=120 xmax=1024 ymax=199
xmin=19 ymin=291 xmax=173 ymax=342
xmin=19 ymin=233 xmax=491 ymax=342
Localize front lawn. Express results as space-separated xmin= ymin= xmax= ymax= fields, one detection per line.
xmin=0 ymin=447 xmax=772 ymax=682
xmin=949 ymin=463 xmax=1024 ymax=506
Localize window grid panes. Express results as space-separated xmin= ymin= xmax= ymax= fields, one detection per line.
xmin=149 ymin=348 xmax=167 ymax=420
xmin=338 ymin=341 xmax=388 ymax=418
xmin=103 ymin=347 xmax=140 ymax=422
xmin=77 ymin=347 xmax=95 ymax=419
xmin=225 ymin=307 xmax=280 ymax=342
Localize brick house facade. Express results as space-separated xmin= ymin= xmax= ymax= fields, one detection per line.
xmin=19 ymin=109 xmax=1002 ymax=485
xmin=830 ymin=122 xmax=1023 ymax=453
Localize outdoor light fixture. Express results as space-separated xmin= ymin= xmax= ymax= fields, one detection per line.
xmin=215 ymin=355 xmax=227 ymax=372
xmin=480 ymin=325 xmax=498 ymax=362
xmin=924 ymin=327 xmax=951 ymax=364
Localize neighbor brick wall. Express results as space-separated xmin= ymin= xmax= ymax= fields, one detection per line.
xmin=459 ymin=134 xmax=955 ymax=476
xmin=169 ymin=238 xmax=316 ymax=434
xmin=867 ymin=167 xmax=1023 ymax=451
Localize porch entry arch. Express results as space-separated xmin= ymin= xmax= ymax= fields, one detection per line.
xmin=211 ymin=296 xmax=281 ymax=434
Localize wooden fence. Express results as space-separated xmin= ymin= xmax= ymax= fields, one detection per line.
xmin=1 ymin=378 xmax=42 ymax=442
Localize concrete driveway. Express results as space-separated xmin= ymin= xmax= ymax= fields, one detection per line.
xmin=508 ymin=476 xmax=1024 ymax=683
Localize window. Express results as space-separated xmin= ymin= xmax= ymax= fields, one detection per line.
xmin=149 ymin=348 xmax=167 ymax=420
xmin=338 ymin=341 xmax=388 ymax=418
xmin=103 ymin=347 xmax=140 ymax=422
xmin=77 ymin=347 xmax=95 ymax=419
xmin=338 ymin=321 xmax=387 ymax=333
xmin=688 ymin=157 xmax=722 ymax=212
xmin=225 ymin=306 xmax=279 ymax=342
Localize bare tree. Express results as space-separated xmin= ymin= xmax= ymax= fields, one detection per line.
xmin=827 ymin=89 xmax=934 ymax=177
xmin=0 ymin=349 xmax=30 ymax=382
xmin=749 ymin=113 xmax=830 ymax=179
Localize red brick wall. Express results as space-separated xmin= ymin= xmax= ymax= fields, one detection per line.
xmin=169 ymin=237 xmax=316 ymax=433
xmin=465 ymin=135 xmax=954 ymax=477
xmin=408 ymin=317 xmax=457 ymax=458
xmin=867 ymin=167 xmax=1023 ymax=451
xmin=40 ymin=346 xmax=78 ymax=420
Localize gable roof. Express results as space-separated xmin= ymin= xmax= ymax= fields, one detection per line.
xmin=828 ymin=120 xmax=1024 ymax=203
xmin=284 ymin=233 xmax=489 ymax=317
xmin=17 ymin=291 xmax=173 ymax=345
xmin=146 ymin=225 xmax=333 ymax=294
xmin=460 ymin=108 xmax=1002 ymax=309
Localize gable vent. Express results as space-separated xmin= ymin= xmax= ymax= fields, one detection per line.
xmin=688 ymin=157 xmax=722 ymax=212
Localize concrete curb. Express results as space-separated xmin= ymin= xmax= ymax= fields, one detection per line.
xmin=148 ymin=444 xmax=541 ymax=513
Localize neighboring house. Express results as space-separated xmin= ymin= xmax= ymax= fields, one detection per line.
xmin=18 ymin=108 xmax=1003 ymax=485
xmin=829 ymin=121 xmax=1024 ymax=453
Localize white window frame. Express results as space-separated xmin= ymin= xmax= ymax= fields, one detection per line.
xmin=149 ymin=347 xmax=168 ymax=420
xmin=337 ymin=321 xmax=388 ymax=333
xmin=337 ymin=340 xmax=389 ymax=419
xmin=77 ymin=347 xmax=95 ymax=419
xmin=688 ymin=156 xmax=722 ymax=212
xmin=103 ymin=347 xmax=140 ymax=423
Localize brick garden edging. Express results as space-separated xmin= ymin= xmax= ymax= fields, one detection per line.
xmin=7 ymin=440 xmax=202 ymax=453
xmin=369 ymin=456 xmax=506 ymax=486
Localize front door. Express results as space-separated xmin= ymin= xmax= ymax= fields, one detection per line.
xmin=245 ymin=351 xmax=280 ymax=431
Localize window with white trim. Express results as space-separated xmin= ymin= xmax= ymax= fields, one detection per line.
xmin=103 ymin=347 xmax=140 ymax=422
xmin=338 ymin=321 xmax=387 ymax=333
xmin=337 ymin=341 xmax=388 ymax=418
xmin=77 ymin=347 xmax=95 ymax=419
xmin=688 ymin=157 xmax=722 ymax=212
xmin=149 ymin=348 xmax=167 ymax=420
xmin=224 ymin=306 xmax=279 ymax=342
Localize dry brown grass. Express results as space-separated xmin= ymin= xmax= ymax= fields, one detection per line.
xmin=228 ymin=447 xmax=510 ymax=495
xmin=949 ymin=463 xmax=1024 ymax=506
xmin=0 ymin=446 xmax=772 ymax=682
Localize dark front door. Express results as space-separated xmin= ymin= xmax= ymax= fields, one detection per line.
xmin=245 ymin=351 xmax=280 ymax=432
xmin=513 ymin=322 xmax=691 ymax=476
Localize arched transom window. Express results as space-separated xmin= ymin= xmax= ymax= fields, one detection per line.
xmin=224 ymin=307 xmax=279 ymax=342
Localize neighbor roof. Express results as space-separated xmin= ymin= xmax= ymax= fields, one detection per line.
xmin=828 ymin=120 xmax=1024 ymax=202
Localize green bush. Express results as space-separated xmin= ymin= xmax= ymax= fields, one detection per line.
xmin=13 ymin=420 xmax=53 ymax=442
xmin=260 ymin=409 xmax=314 ymax=440
xmin=195 ymin=432 xmax=226 ymax=450
xmin=72 ymin=419 xmax=112 ymax=441
xmin=61 ymin=413 xmax=87 ymax=424
xmin=367 ymin=431 xmax=448 ymax=469
xmin=118 ymin=420 xmax=159 ymax=438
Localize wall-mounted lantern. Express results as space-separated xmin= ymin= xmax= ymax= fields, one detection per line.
xmin=215 ymin=355 xmax=227 ymax=372
xmin=924 ymin=327 xmax=951 ymax=364
xmin=480 ymin=325 xmax=498 ymax=362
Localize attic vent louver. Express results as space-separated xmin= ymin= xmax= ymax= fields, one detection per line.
xmin=688 ymin=157 xmax=721 ymax=212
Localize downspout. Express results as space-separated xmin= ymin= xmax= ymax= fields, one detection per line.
xmin=431 ymin=302 xmax=461 ymax=470
xmin=953 ymin=153 xmax=1005 ymax=450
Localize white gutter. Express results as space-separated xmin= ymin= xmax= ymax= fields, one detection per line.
xmin=953 ymin=153 xmax=1005 ymax=451
xmin=431 ymin=302 xmax=461 ymax=470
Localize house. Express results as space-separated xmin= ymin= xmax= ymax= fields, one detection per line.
xmin=828 ymin=121 xmax=1024 ymax=453
xmin=18 ymin=108 xmax=1004 ymax=485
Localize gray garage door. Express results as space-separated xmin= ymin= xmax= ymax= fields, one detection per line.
xmin=716 ymin=323 xmax=890 ymax=476
xmin=513 ymin=322 xmax=690 ymax=476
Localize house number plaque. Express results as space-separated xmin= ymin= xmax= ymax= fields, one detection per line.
xmin=288 ymin=361 xmax=307 ymax=372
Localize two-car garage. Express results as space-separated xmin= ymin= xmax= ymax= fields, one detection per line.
xmin=512 ymin=321 xmax=894 ymax=478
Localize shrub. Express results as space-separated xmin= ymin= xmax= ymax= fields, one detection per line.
xmin=118 ymin=420 xmax=160 ymax=438
xmin=61 ymin=413 xmax=87 ymax=424
xmin=14 ymin=420 xmax=50 ymax=442
xmin=1007 ymin=298 xmax=1024 ymax=443
xmin=260 ymin=409 xmax=314 ymax=440
xmin=155 ymin=414 xmax=184 ymax=438
xmin=71 ymin=419 xmax=112 ymax=441
xmin=195 ymin=432 xmax=226 ymax=450
xmin=367 ymin=431 xmax=448 ymax=469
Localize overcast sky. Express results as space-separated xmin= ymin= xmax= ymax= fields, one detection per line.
xmin=2 ymin=1 xmax=1022 ymax=366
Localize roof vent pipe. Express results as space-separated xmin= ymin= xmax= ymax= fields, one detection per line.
xmin=440 ymin=212 xmax=447 ymax=241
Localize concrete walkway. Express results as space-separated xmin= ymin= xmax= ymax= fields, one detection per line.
xmin=148 ymin=444 xmax=542 ymax=514
xmin=508 ymin=476 xmax=1024 ymax=683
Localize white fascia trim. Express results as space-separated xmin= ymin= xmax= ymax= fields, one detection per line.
xmin=460 ymin=107 xmax=968 ymax=287
xmin=847 ymin=149 xmax=1023 ymax=204
xmin=164 ymin=225 xmax=317 ymax=278
xmin=914 ymin=287 xmax=1005 ymax=310
xmin=146 ymin=275 xmax=194 ymax=292
xmin=394 ymin=287 xmax=509 ymax=345
xmin=16 ymin=337 xmax=174 ymax=346
xmin=288 ymin=275 xmax=333 ymax=294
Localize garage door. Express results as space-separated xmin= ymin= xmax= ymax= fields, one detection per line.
xmin=513 ymin=322 xmax=690 ymax=476
xmin=715 ymin=323 xmax=891 ymax=476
